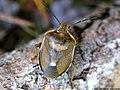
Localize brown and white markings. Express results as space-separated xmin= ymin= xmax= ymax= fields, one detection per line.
xmin=37 ymin=23 xmax=76 ymax=79
xmin=35 ymin=2 xmax=98 ymax=81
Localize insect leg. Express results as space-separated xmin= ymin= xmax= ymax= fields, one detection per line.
xmin=70 ymin=64 xmax=77 ymax=82
xmin=80 ymin=61 xmax=92 ymax=81
xmin=67 ymin=61 xmax=77 ymax=88
xmin=32 ymin=43 xmax=42 ymax=68
xmin=34 ymin=43 xmax=42 ymax=57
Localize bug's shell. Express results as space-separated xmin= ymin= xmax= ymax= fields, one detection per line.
xmin=39 ymin=24 xmax=76 ymax=79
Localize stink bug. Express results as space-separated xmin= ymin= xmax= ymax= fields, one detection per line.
xmin=35 ymin=2 xmax=97 ymax=80
xmin=36 ymin=23 xmax=76 ymax=79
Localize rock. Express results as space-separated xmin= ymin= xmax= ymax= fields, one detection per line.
xmin=0 ymin=6 xmax=120 ymax=90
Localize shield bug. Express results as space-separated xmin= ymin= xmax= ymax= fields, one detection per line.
xmin=35 ymin=2 xmax=97 ymax=80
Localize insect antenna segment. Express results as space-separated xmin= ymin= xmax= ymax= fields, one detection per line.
xmin=41 ymin=2 xmax=61 ymax=25
xmin=73 ymin=16 xmax=99 ymax=25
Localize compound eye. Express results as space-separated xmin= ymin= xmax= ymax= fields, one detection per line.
xmin=68 ymin=26 xmax=71 ymax=29
xmin=68 ymin=26 xmax=70 ymax=28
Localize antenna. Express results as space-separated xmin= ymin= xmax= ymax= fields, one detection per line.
xmin=41 ymin=2 xmax=61 ymax=25
xmin=73 ymin=16 xmax=98 ymax=25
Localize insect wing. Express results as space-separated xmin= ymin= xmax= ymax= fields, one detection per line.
xmin=39 ymin=30 xmax=60 ymax=78
xmin=56 ymin=40 xmax=75 ymax=75
xmin=39 ymin=36 xmax=51 ymax=71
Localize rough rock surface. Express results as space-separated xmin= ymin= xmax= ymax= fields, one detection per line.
xmin=0 ymin=6 xmax=120 ymax=90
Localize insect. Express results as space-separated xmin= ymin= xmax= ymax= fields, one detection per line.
xmin=35 ymin=2 xmax=97 ymax=80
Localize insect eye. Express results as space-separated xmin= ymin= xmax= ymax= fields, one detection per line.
xmin=63 ymin=39 xmax=67 ymax=43
xmin=68 ymin=26 xmax=71 ymax=29
xmin=68 ymin=26 xmax=70 ymax=28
